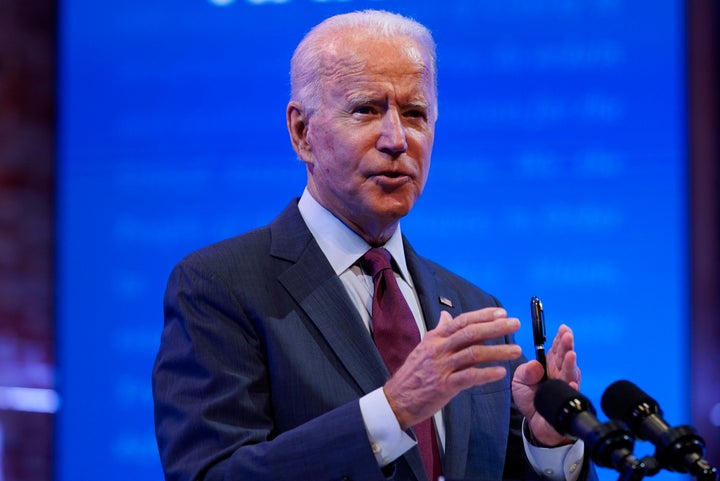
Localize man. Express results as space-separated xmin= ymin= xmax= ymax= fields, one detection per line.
xmin=153 ymin=10 xmax=594 ymax=481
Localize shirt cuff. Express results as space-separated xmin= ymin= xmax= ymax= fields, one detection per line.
xmin=522 ymin=418 xmax=585 ymax=481
xmin=359 ymin=387 xmax=417 ymax=467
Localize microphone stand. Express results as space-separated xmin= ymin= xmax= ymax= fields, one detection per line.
xmin=615 ymin=454 xmax=660 ymax=481
xmin=650 ymin=425 xmax=719 ymax=481
xmin=579 ymin=418 xmax=657 ymax=481
xmin=611 ymin=423 xmax=719 ymax=481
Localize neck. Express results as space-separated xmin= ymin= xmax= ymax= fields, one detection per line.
xmin=330 ymin=210 xmax=398 ymax=247
xmin=305 ymin=188 xmax=401 ymax=247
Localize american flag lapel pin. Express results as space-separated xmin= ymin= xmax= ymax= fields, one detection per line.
xmin=438 ymin=296 xmax=453 ymax=308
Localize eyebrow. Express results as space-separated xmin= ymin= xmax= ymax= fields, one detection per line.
xmin=345 ymin=93 xmax=378 ymax=106
xmin=403 ymin=100 xmax=430 ymax=111
xmin=345 ymin=93 xmax=430 ymax=110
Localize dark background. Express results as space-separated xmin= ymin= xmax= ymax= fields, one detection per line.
xmin=0 ymin=0 xmax=717 ymax=480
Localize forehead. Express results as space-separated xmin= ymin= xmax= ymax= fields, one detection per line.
xmin=319 ymin=34 xmax=436 ymax=100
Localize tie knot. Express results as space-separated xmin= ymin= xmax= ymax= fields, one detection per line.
xmin=361 ymin=247 xmax=392 ymax=277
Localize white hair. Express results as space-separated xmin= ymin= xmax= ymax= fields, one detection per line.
xmin=290 ymin=10 xmax=437 ymax=115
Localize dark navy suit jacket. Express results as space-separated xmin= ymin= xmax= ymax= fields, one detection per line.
xmin=152 ymin=200 xmax=594 ymax=481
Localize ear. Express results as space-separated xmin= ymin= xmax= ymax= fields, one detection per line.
xmin=286 ymin=101 xmax=313 ymax=164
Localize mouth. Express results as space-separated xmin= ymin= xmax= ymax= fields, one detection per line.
xmin=378 ymin=171 xmax=407 ymax=178
xmin=372 ymin=167 xmax=413 ymax=178
xmin=370 ymin=171 xmax=412 ymax=188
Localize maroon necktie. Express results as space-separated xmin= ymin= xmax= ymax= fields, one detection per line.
xmin=361 ymin=247 xmax=442 ymax=481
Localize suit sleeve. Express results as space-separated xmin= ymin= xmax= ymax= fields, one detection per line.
xmin=152 ymin=256 xmax=386 ymax=481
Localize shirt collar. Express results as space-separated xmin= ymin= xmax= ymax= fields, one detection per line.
xmin=297 ymin=188 xmax=413 ymax=285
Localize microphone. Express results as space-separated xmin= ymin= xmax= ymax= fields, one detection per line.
xmin=535 ymin=379 xmax=655 ymax=479
xmin=602 ymin=380 xmax=719 ymax=481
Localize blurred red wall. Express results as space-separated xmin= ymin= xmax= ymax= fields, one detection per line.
xmin=0 ymin=0 xmax=55 ymax=480
xmin=689 ymin=0 xmax=720 ymax=466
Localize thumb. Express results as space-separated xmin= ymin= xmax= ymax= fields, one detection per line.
xmin=514 ymin=360 xmax=545 ymax=386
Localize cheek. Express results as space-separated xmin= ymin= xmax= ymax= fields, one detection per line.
xmin=419 ymin=164 xmax=430 ymax=191
xmin=317 ymin=135 xmax=364 ymax=172
xmin=316 ymin=130 xmax=339 ymax=154
xmin=307 ymin=126 xmax=330 ymax=158
xmin=413 ymin=136 xmax=434 ymax=182
xmin=309 ymin=124 xmax=359 ymax=165
xmin=308 ymin=136 xmax=353 ymax=186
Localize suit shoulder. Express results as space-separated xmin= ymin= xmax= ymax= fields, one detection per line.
xmin=173 ymin=224 xmax=273 ymax=278
xmin=170 ymin=198 xmax=309 ymax=282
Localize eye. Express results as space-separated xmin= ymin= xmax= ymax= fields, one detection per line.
xmin=404 ymin=108 xmax=427 ymax=121
xmin=353 ymin=105 xmax=377 ymax=116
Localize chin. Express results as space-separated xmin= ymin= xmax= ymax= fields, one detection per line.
xmin=374 ymin=199 xmax=415 ymax=220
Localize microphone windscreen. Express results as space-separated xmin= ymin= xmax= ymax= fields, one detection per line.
xmin=601 ymin=380 xmax=660 ymax=422
xmin=534 ymin=379 xmax=593 ymax=431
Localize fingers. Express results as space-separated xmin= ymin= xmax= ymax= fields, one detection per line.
xmin=435 ymin=307 xmax=508 ymax=336
xmin=446 ymin=364 xmax=509 ymax=392
xmin=548 ymin=324 xmax=574 ymax=358
xmin=385 ymin=307 xmax=523 ymax=429
xmin=561 ymin=350 xmax=581 ymax=388
xmin=512 ymin=323 xmax=584 ymax=446
xmin=546 ymin=324 xmax=582 ymax=386
xmin=435 ymin=308 xmax=520 ymax=347
xmin=431 ymin=308 xmax=521 ymax=372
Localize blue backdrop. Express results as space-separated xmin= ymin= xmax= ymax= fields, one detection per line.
xmin=57 ymin=1 xmax=687 ymax=480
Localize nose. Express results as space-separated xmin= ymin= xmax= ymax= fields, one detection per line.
xmin=376 ymin=108 xmax=407 ymax=155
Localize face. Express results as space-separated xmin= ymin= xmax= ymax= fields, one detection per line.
xmin=288 ymin=34 xmax=437 ymax=245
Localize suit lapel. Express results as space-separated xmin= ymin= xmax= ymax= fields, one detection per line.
xmin=271 ymin=202 xmax=389 ymax=395
xmin=404 ymin=239 xmax=471 ymax=478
